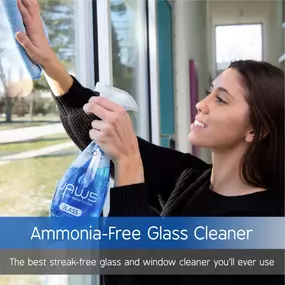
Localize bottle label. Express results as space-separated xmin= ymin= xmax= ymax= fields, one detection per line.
xmin=50 ymin=142 xmax=110 ymax=217
xmin=59 ymin=202 xmax=82 ymax=217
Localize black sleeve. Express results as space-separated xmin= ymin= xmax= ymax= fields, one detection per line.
xmin=108 ymin=183 xmax=156 ymax=216
xmin=52 ymin=76 xmax=209 ymax=214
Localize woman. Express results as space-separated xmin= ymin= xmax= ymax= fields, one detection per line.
xmin=15 ymin=0 xmax=284 ymax=284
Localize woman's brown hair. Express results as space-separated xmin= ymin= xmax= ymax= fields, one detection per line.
xmin=229 ymin=60 xmax=284 ymax=196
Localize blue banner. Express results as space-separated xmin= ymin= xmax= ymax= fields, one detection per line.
xmin=0 ymin=217 xmax=284 ymax=249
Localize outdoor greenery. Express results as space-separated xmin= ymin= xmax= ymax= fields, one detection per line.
xmin=0 ymin=276 xmax=46 ymax=285
xmin=0 ymin=152 xmax=78 ymax=216
xmin=0 ymin=133 xmax=70 ymax=154
xmin=0 ymin=0 xmax=75 ymax=122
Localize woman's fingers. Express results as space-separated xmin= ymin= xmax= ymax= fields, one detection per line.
xmin=89 ymin=129 xmax=102 ymax=143
xmin=17 ymin=0 xmax=31 ymax=22
xmin=88 ymin=96 xmax=122 ymax=112
xmin=21 ymin=0 xmax=40 ymax=17
xmin=91 ymin=120 xmax=105 ymax=131
xmin=16 ymin=32 xmax=35 ymax=54
xmin=84 ymin=96 xmax=138 ymax=163
xmin=17 ymin=0 xmax=29 ymax=17
xmin=83 ymin=102 xmax=112 ymax=121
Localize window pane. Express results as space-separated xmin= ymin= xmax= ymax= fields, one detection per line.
xmin=110 ymin=0 xmax=149 ymax=138
xmin=215 ymin=24 xmax=263 ymax=73
xmin=0 ymin=0 xmax=77 ymax=284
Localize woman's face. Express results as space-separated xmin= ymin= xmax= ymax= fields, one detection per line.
xmin=188 ymin=68 xmax=252 ymax=150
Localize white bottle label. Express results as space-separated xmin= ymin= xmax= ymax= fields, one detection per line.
xmin=59 ymin=202 xmax=82 ymax=217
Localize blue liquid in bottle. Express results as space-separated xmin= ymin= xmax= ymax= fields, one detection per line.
xmin=50 ymin=144 xmax=110 ymax=217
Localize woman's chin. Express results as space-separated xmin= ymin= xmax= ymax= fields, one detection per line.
xmin=187 ymin=132 xmax=208 ymax=147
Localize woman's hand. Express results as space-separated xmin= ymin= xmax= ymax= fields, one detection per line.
xmin=15 ymin=0 xmax=73 ymax=95
xmin=83 ymin=96 xmax=144 ymax=187
xmin=15 ymin=0 xmax=55 ymax=67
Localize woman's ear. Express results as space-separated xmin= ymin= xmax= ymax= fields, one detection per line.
xmin=245 ymin=128 xmax=269 ymax=143
xmin=245 ymin=129 xmax=255 ymax=143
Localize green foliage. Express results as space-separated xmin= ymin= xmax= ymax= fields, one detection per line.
xmin=33 ymin=74 xmax=49 ymax=90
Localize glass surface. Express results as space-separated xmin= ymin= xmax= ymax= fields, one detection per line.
xmin=0 ymin=1 xmax=77 ymax=284
xmin=110 ymin=0 xmax=149 ymax=136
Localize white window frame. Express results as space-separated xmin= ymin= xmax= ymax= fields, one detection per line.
xmin=97 ymin=0 xmax=113 ymax=86
xmin=136 ymin=0 xmax=150 ymax=141
xmin=148 ymin=0 xmax=160 ymax=146
xmin=74 ymin=0 xmax=96 ymax=89
xmin=96 ymin=0 xmax=113 ymax=220
xmin=70 ymin=0 xmax=99 ymax=282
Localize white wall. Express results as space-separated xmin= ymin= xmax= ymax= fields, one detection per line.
xmin=172 ymin=0 xmax=211 ymax=162
xmin=275 ymin=0 xmax=285 ymax=68
xmin=208 ymin=0 xmax=280 ymax=78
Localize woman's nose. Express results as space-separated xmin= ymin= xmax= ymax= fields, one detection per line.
xmin=196 ymin=98 xmax=209 ymax=114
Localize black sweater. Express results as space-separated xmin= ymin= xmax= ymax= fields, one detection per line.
xmin=52 ymin=76 xmax=284 ymax=284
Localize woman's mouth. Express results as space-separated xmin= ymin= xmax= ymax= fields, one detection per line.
xmin=193 ymin=120 xmax=206 ymax=128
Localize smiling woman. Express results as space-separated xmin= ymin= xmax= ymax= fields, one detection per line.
xmin=189 ymin=67 xmax=252 ymax=151
xmin=40 ymin=59 xmax=284 ymax=285
xmin=13 ymin=3 xmax=285 ymax=284
xmin=3 ymin=0 xmax=285 ymax=285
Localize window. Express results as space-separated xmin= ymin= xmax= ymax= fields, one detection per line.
xmin=110 ymin=0 xmax=149 ymax=139
xmin=0 ymin=1 xmax=151 ymax=285
xmin=215 ymin=24 xmax=263 ymax=75
xmin=0 ymin=1 xmax=78 ymax=285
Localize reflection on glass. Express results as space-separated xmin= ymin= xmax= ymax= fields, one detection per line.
xmin=110 ymin=0 xmax=148 ymax=135
xmin=0 ymin=1 xmax=76 ymax=284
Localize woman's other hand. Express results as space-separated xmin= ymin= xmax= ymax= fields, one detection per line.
xmin=15 ymin=0 xmax=55 ymax=67
xmin=83 ymin=96 xmax=144 ymax=186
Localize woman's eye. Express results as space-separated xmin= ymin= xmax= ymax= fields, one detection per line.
xmin=216 ymin=96 xmax=226 ymax=104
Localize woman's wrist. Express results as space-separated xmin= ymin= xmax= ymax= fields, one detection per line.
xmin=41 ymin=52 xmax=74 ymax=95
xmin=39 ymin=47 xmax=58 ymax=69
xmin=114 ymin=156 xmax=144 ymax=187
